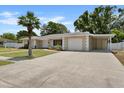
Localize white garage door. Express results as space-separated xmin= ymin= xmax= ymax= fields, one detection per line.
xmin=42 ymin=40 xmax=48 ymax=48
xmin=68 ymin=38 xmax=82 ymax=50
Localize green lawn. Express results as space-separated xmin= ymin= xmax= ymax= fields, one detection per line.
xmin=0 ymin=61 xmax=14 ymax=66
xmin=0 ymin=49 xmax=57 ymax=60
xmin=0 ymin=47 xmax=20 ymax=52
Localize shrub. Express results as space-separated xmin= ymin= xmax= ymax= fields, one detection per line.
xmin=54 ymin=45 xmax=62 ymax=51
xmin=112 ymin=28 xmax=124 ymax=43
xmin=112 ymin=37 xmax=119 ymax=43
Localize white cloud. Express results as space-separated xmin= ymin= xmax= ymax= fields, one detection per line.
xmin=0 ymin=15 xmax=72 ymax=26
xmin=39 ymin=17 xmax=47 ymax=23
xmin=39 ymin=16 xmax=73 ymax=28
xmin=0 ymin=17 xmax=17 ymax=25
xmin=69 ymin=28 xmax=75 ymax=32
xmin=51 ymin=16 xmax=65 ymax=22
xmin=0 ymin=11 xmax=19 ymax=25
xmin=39 ymin=16 xmax=65 ymax=23
xmin=0 ymin=11 xmax=19 ymax=18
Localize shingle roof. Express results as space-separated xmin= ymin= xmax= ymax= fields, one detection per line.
xmin=0 ymin=37 xmax=14 ymax=42
xmin=21 ymin=32 xmax=115 ymax=40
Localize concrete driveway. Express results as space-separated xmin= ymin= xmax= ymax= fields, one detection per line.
xmin=0 ymin=51 xmax=124 ymax=88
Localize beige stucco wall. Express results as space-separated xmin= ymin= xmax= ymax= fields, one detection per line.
xmin=89 ymin=36 xmax=93 ymax=51
xmin=82 ymin=36 xmax=88 ymax=51
xmin=32 ymin=40 xmax=36 ymax=48
xmin=36 ymin=40 xmax=42 ymax=48
xmin=23 ymin=39 xmax=36 ymax=48
xmin=35 ymin=39 xmax=51 ymax=49
xmin=48 ymin=39 xmax=53 ymax=48
xmin=62 ymin=37 xmax=68 ymax=50
xmin=23 ymin=40 xmax=28 ymax=45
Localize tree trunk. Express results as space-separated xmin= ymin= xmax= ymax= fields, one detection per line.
xmin=28 ymin=30 xmax=32 ymax=57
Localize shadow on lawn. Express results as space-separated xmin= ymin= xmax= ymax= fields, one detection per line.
xmin=8 ymin=56 xmax=34 ymax=61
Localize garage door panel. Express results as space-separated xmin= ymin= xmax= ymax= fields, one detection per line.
xmin=68 ymin=38 xmax=82 ymax=50
xmin=42 ymin=40 xmax=48 ymax=48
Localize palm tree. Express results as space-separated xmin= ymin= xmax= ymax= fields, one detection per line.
xmin=18 ymin=11 xmax=40 ymax=57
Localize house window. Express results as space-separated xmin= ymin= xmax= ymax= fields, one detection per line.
xmin=53 ymin=40 xmax=62 ymax=46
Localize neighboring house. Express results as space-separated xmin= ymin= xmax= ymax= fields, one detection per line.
xmin=0 ymin=37 xmax=13 ymax=47
xmin=0 ymin=37 xmax=24 ymax=48
xmin=22 ymin=32 xmax=115 ymax=51
xmin=3 ymin=42 xmax=24 ymax=48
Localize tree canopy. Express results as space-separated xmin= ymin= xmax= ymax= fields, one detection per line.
xmin=111 ymin=28 xmax=124 ymax=43
xmin=74 ymin=5 xmax=117 ymax=34
xmin=16 ymin=30 xmax=37 ymax=39
xmin=2 ymin=32 xmax=16 ymax=40
xmin=18 ymin=12 xmax=41 ymax=31
xmin=40 ymin=21 xmax=69 ymax=36
xmin=110 ymin=8 xmax=124 ymax=42
xmin=111 ymin=8 xmax=124 ymax=31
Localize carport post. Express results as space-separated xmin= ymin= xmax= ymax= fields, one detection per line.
xmin=62 ymin=37 xmax=65 ymax=50
xmin=109 ymin=37 xmax=112 ymax=51
xmin=34 ymin=40 xmax=36 ymax=48
xmin=85 ymin=36 xmax=89 ymax=51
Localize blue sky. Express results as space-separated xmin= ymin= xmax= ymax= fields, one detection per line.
xmin=0 ymin=5 xmax=123 ymax=36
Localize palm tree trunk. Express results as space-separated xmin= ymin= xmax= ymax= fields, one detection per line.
xmin=28 ymin=31 xmax=32 ymax=57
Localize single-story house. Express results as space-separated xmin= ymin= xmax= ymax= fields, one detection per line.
xmin=0 ymin=37 xmax=14 ymax=47
xmin=22 ymin=32 xmax=115 ymax=51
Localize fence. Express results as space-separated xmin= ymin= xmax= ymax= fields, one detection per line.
xmin=3 ymin=42 xmax=24 ymax=48
xmin=111 ymin=42 xmax=124 ymax=50
xmin=2 ymin=42 xmax=124 ymax=50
